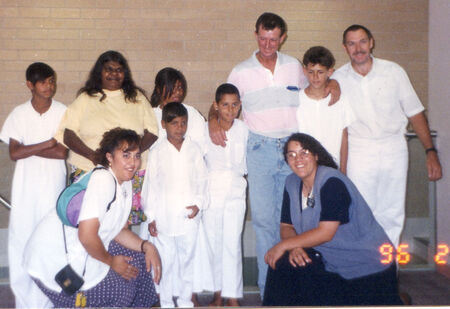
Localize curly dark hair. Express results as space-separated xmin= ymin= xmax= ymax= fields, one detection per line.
xmin=77 ymin=50 xmax=148 ymax=103
xmin=283 ymin=133 xmax=337 ymax=169
xmin=150 ymin=67 xmax=187 ymax=107
xmin=93 ymin=128 xmax=141 ymax=167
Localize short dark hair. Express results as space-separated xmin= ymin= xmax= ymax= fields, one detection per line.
xmin=150 ymin=67 xmax=187 ymax=107
xmin=283 ymin=133 xmax=337 ymax=169
xmin=26 ymin=62 xmax=55 ymax=85
xmin=215 ymin=83 xmax=240 ymax=103
xmin=94 ymin=127 xmax=141 ymax=167
xmin=302 ymin=46 xmax=335 ymax=69
xmin=255 ymin=12 xmax=286 ymax=36
xmin=162 ymin=102 xmax=188 ymax=123
xmin=343 ymin=24 xmax=375 ymax=52
xmin=78 ymin=50 xmax=147 ymax=103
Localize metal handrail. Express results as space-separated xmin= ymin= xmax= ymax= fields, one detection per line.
xmin=0 ymin=195 xmax=11 ymax=210
xmin=405 ymin=130 xmax=437 ymax=139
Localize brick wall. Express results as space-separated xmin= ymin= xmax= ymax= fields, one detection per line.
xmin=0 ymin=0 xmax=428 ymax=227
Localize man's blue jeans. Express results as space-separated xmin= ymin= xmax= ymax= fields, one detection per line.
xmin=246 ymin=131 xmax=291 ymax=295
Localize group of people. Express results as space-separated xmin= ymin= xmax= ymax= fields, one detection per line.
xmin=1 ymin=49 xmax=248 ymax=307
xmin=208 ymin=12 xmax=442 ymax=306
xmin=0 ymin=10 xmax=442 ymax=308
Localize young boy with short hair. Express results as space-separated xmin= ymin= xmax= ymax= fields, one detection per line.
xmin=296 ymin=46 xmax=355 ymax=172
xmin=204 ymin=83 xmax=248 ymax=306
xmin=141 ymin=102 xmax=208 ymax=308
xmin=0 ymin=62 xmax=68 ymax=307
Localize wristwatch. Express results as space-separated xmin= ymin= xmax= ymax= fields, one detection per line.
xmin=425 ymin=147 xmax=437 ymax=154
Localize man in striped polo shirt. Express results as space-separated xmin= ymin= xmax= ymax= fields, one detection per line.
xmin=209 ymin=12 xmax=340 ymax=296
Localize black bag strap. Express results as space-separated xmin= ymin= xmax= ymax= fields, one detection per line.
xmin=62 ymin=224 xmax=87 ymax=277
xmin=92 ymin=166 xmax=117 ymax=211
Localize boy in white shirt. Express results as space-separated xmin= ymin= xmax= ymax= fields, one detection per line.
xmin=0 ymin=62 xmax=67 ymax=308
xmin=296 ymin=46 xmax=355 ymax=172
xmin=204 ymin=83 xmax=248 ymax=306
xmin=141 ymin=102 xmax=208 ymax=308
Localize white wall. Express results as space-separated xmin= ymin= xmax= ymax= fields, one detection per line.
xmin=429 ymin=0 xmax=450 ymax=277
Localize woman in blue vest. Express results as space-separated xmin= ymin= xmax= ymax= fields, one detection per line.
xmin=263 ymin=133 xmax=402 ymax=306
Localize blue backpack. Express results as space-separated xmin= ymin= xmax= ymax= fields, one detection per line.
xmin=56 ymin=167 xmax=117 ymax=227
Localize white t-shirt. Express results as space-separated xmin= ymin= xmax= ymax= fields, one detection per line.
xmin=296 ymin=90 xmax=355 ymax=165
xmin=24 ymin=168 xmax=132 ymax=291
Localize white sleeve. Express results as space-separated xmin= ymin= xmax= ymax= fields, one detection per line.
xmin=192 ymin=148 xmax=208 ymax=210
xmin=78 ymin=169 xmax=116 ymax=223
xmin=141 ymin=147 xmax=159 ymax=222
xmin=227 ymin=68 xmax=243 ymax=97
xmin=396 ymin=65 xmax=425 ymax=117
xmin=242 ymin=123 xmax=249 ymax=175
xmin=0 ymin=107 xmax=23 ymax=144
xmin=340 ymin=95 xmax=357 ymax=129
xmin=186 ymin=105 xmax=207 ymax=154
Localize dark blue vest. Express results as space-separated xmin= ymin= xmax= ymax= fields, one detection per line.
xmin=285 ymin=165 xmax=393 ymax=279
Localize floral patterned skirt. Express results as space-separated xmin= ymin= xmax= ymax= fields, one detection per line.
xmin=69 ymin=165 xmax=147 ymax=225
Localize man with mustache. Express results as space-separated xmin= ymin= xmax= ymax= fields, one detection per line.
xmin=333 ymin=25 xmax=442 ymax=248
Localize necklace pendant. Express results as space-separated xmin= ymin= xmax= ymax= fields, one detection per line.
xmin=307 ymin=196 xmax=315 ymax=208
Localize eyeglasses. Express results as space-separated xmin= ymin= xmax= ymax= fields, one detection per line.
xmin=286 ymin=149 xmax=311 ymax=161
xmin=103 ymin=66 xmax=124 ymax=74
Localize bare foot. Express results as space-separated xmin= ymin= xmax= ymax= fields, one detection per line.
xmin=225 ymin=298 xmax=240 ymax=307
xmin=191 ymin=293 xmax=201 ymax=307
xmin=208 ymin=291 xmax=223 ymax=307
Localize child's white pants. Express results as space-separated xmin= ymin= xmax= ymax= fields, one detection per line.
xmin=154 ymin=221 xmax=199 ymax=308
xmin=192 ymin=218 xmax=215 ymax=293
xmin=203 ymin=172 xmax=246 ymax=298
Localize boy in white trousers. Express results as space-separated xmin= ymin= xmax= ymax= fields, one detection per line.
xmin=141 ymin=102 xmax=208 ymax=308
xmin=0 ymin=62 xmax=67 ymax=308
xmin=204 ymin=83 xmax=248 ymax=306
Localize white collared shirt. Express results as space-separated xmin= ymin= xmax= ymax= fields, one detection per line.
xmin=142 ymin=137 xmax=208 ymax=236
xmin=333 ymin=57 xmax=424 ymax=140
xmin=205 ymin=119 xmax=248 ymax=176
xmin=228 ymin=51 xmax=308 ymax=138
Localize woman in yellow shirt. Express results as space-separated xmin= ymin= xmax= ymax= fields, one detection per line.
xmin=56 ymin=50 xmax=158 ymax=225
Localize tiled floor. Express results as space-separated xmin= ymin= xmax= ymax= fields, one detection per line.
xmin=1 ymin=271 xmax=449 ymax=307
xmin=398 ymin=271 xmax=450 ymax=306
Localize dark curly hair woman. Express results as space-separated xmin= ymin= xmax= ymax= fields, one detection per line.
xmin=56 ymin=50 xmax=159 ymax=225
xmin=263 ymin=133 xmax=402 ymax=306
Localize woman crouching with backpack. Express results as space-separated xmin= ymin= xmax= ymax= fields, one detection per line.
xmin=23 ymin=128 xmax=161 ymax=308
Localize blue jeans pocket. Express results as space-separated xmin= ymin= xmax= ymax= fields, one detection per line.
xmin=248 ymin=137 xmax=264 ymax=151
